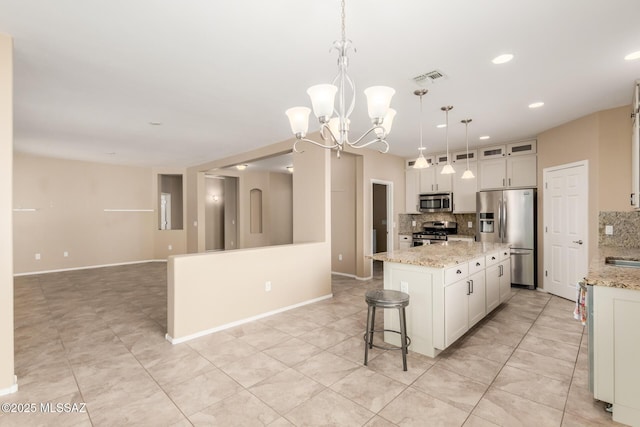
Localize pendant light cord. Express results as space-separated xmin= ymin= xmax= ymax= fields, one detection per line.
xmin=465 ymin=121 xmax=470 ymax=170
xmin=341 ymin=0 xmax=346 ymax=42
xmin=419 ymin=94 xmax=424 ymax=150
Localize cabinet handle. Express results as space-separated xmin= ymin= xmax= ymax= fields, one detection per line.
xmin=508 ymin=178 xmax=511 ymax=186
xmin=456 ymin=269 xmax=462 ymax=274
xmin=476 ymin=262 xmax=481 ymax=267
xmin=491 ymin=256 xmax=496 ymax=260
xmin=467 ymin=281 xmax=471 ymax=295
xmin=470 ymin=279 xmax=474 ymax=294
xmin=502 ymin=178 xmax=505 ymax=187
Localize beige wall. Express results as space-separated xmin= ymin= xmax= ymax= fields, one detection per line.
xmin=331 ymin=153 xmax=357 ymax=275
xmin=170 ymin=138 xmax=331 ymax=341
xmin=269 ymin=172 xmax=293 ymax=246
xmin=358 ymin=149 xmax=407 ymax=279
xmin=12 ymin=155 xmax=189 ymax=274
xmin=0 ymin=33 xmax=15 ymax=394
xmin=168 ymin=242 xmax=331 ymax=340
xmin=537 ymin=105 xmax=632 ymax=289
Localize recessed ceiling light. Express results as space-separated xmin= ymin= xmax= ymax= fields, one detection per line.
xmin=149 ymin=121 xmax=163 ymax=126
xmin=436 ymin=124 xmax=447 ymax=128
xmin=479 ymin=136 xmax=490 ymax=140
xmin=286 ymin=166 xmax=294 ymax=173
xmin=625 ymin=51 xmax=640 ymax=61
xmin=236 ymin=164 xmax=248 ymax=171
xmin=528 ymin=102 xmax=545 ymax=109
xmin=492 ymin=54 xmax=514 ymax=64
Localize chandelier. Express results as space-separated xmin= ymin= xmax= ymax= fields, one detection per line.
xmin=285 ymin=0 xmax=396 ymax=158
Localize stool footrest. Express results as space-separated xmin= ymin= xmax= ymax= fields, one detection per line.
xmin=363 ymin=329 xmax=411 ymax=351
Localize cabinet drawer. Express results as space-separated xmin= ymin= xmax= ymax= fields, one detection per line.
xmin=485 ymin=251 xmax=500 ymax=267
xmin=469 ymin=256 xmax=485 ymax=274
xmin=445 ymin=263 xmax=469 ymax=286
xmin=499 ymin=248 xmax=510 ymax=261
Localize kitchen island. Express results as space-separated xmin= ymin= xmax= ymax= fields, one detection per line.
xmin=586 ymin=246 xmax=640 ymax=427
xmin=371 ymin=241 xmax=511 ymax=358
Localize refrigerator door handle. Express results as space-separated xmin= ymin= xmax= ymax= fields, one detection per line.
xmin=497 ymin=198 xmax=502 ymax=240
xmin=502 ymin=200 xmax=507 ymax=241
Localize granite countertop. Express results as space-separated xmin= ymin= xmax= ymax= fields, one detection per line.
xmin=370 ymin=241 xmax=510 ymax=269
xmin=585 ymin=246 xmax=640 ymax=291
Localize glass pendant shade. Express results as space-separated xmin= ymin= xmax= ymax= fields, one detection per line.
xmin=461 ymin=169 xmax=475 ymax=179
xmin=374 ymin=108 xmax=396 ymax=137
xmin=413 ymin=152 xmax=429 ymax=169
xmin=285 ymin=107 xmax=311 ymax=136
xmin=364 ymin=86 xmax=395 ymax=120
xmin=307 ymin=84 xmax=338 ymax=119
xmin=440 ymin=163 xmax=455 ymax=175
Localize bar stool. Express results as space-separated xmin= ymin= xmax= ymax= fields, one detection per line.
xmin=363 ymin=289 xmax=411 ymax=371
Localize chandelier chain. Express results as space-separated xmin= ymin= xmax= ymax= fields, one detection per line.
xmin=341 ymin=0 xmax=346 ymax=42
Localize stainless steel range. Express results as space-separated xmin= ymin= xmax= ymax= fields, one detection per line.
xmin=412 ymin=221 xmax=458 ymax=246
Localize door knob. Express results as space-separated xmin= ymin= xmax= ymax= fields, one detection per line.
xmin=573 ymin=240 xmax=583 ymax=245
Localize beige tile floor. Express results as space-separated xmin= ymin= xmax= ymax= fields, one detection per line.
xmin=1 ymin=262 xmax=626 ymax=426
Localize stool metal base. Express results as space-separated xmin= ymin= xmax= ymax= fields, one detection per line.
xmin=362 ymin=329 xmax=412 ymax=351
xmin=363 ymin=290 xmax=410 ymax=371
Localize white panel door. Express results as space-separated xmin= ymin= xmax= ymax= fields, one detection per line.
xmin=543 ymin=162 xmax=588 ymax=300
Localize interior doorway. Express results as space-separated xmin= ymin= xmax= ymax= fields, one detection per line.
xmin=372 ymin=180 xmax=393 ymax=254
xmin=543 ymin=160 xmax=588 ymax=300
xmin=204 ymin=175 xmax=238 ymax=251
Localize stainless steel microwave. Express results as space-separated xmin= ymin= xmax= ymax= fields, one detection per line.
xmin=419 ymin=193 xmax=453 ymax=213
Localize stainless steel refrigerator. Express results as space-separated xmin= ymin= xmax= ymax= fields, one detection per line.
xmin=476 ymin=189 xmax=537 ymax=289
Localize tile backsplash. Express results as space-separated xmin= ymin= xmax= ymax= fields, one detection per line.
xmin=398 ymin=213 xmax=476 ymax=237
xmin=599 ymin=211 xmax=640 ymax=247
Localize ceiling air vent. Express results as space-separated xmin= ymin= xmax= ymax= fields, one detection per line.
xmin=413 ymin=70 xmax=447 ymax=86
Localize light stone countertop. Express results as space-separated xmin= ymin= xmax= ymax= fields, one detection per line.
xmin=370 ymin=241 xmax=511 ymax=269
xmin=585 ymin=246 xmax=640 ymax=291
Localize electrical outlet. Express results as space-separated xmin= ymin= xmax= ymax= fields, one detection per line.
xmin=338 ymin=254 xmax=343 ymax=261
xmin=168 ymin=244 xmax=172 ymax=250
xmin=468 ymin=221 xmax=473 ymax=228
xmin=265 ymin=281 xmax=271 ymax=292
xmin=35 ymin=253 xmax=41 ymax=260
xmin=400 ymin=281 xmax=409 ymax=293
xmin=63 ymin=251 xmax=69 ymax=257
xmin=193 ymin=221 xmax=198 ymax=227
xmin=605 ymin=225 xmax=613 ymax=235
xmin=412 ymin=220 xmax=417 ymax=227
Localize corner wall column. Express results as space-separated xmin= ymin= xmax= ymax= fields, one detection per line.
xmin=0 ymin=32 xmax=16 ymax=395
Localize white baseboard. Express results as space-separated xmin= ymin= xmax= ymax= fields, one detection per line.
xmin=166 ymin=293 xmax=334 ymax=344
xmin=14 ymin=259 xmax=167 ymax=277
xmin=0 ymin=376 xmax=18 ymax=396
xmin=331 ymin=271 xmax=373 ymax=281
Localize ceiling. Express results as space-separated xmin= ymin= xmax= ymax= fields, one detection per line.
xmin=1 ymin=0 xmax=639 ymax=168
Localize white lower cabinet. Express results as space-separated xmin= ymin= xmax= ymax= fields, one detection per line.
xmin=383 ymin=248 xmax=510 ymax=358
xmin=444 ymin=259 xmax=486 ymax=347
xmin=444 ymin=277 xmax=470 ymax=347
xmin=498 ymin=258 xmax=512 ymax=303
xmin=468 ymin=270 xmax=486 ymax=327
xmin=593 ymin=285 xmax=640 ymax=426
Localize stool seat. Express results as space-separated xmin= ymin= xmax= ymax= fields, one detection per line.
xmin=363 ymin=289 xmax=410 ymax=371
xmin=365 ymin=289 xmax=409 ymax=307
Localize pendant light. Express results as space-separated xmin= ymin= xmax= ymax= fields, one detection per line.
xmin=413 ymin=89 xmax=429 ymax=169
xmin=461 ymin=119 xmax=475 ymax=179
xmin=440 ymin=106 xmax=455 ymax=174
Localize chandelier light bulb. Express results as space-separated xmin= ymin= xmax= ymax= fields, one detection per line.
xmin=307 ymin=84 xmax=338 ymax=120
xmin=285 ymin=107 xmax=311 ymax=136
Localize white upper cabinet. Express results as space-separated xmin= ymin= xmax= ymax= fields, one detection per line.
xmin=405 ymin=168 xmax=420 ymax=213
xmin=507 ymin=139 xmax=537 ymax=156
xmin=478 ymin=139 xmax=537 ymax=190
xmin=453 ymin=162 xmax=478 ymax=213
